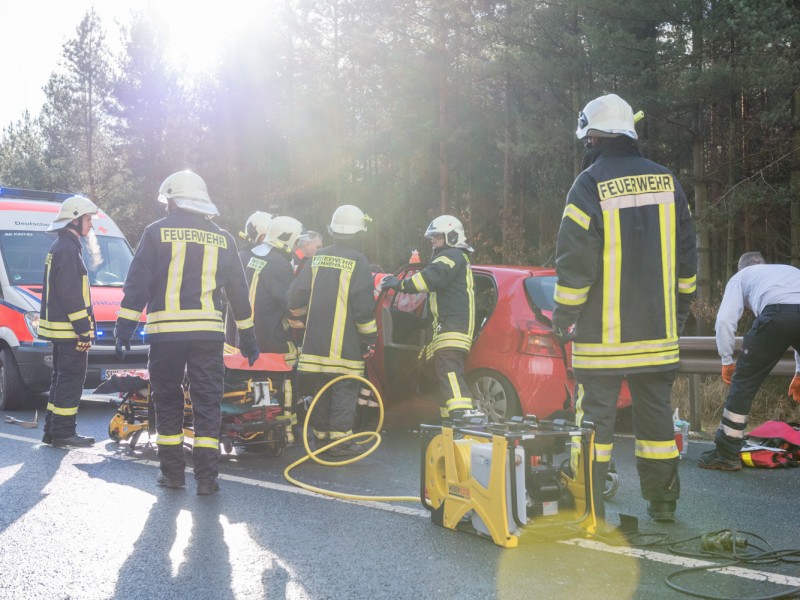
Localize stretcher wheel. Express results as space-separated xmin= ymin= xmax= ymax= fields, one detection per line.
xmin=222 ymin=438 xmax=234 ymax=454
xmin=268 ymin=443 xmax=284 ymax=457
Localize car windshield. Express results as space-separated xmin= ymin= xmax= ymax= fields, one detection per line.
xmin=0 ymin=231 xmax=133 ymax=286
xmin=524 ymin=274 xmax=556 ymax=312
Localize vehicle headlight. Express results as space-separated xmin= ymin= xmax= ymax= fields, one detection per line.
xmin=24 ymin=311 xmax=40 ymax=338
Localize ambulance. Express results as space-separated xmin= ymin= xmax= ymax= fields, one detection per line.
xmin=0 ymin=187 xmax=147 ymax=410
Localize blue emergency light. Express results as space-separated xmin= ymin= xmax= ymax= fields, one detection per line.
xmin=0 ymin=187 xmax=74 ymax=202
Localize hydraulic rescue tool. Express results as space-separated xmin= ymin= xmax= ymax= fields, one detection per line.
xmin=420 ymin=413 xmax=598 ymax=548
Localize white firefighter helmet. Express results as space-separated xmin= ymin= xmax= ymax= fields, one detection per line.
xmin=157 ymin=170 xmax=219 ymax=216
xmin=425 ymin=214 xmax=471 ymax=249
xmin=243 ymin=211 xmax=274 ymax=244
xmin=328 ymin=204 xmax=370 ymax=236
xmin=576 ymin=93 xmax=638 ymax=140
xmin=266 ymin=216 xmax=304 ymax=253
xmin=47 ymin=195 xmax=99 ymax=232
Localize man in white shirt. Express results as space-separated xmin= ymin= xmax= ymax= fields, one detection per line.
xmin=699 ymin=251 xmax=800 ymax=470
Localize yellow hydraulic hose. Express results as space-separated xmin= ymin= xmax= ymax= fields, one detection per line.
xmin=283 ymin=374 xmax=421 ymax=503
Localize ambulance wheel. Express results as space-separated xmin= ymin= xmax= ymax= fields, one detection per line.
xmin=0 ymin=349 xmax=32 ymax=410
xmin=468 ymin=370 xmax=521 ymax=422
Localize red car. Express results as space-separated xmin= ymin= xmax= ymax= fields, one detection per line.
xmin=367 ymin=264 xmax=631 ymax=428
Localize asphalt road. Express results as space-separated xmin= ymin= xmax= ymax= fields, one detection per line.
xmin=1 ymin=399 xmax=799 ymax=600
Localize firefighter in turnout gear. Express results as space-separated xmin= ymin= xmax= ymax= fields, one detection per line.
xmin=553 ymin=94 xmax=697 ymax=523
xmin=381 ymin=215 xmax=476 ymax=420
xmin=288 ymin=205 xmax=377 ymax=457
xmin=39 ymin=195 xmax=99 ymax=448
xmin=114 ymin=171 xmax=260 ymax=495
xmin=246 ymin=215 xmax=304 ymax=443
xmin=226 ymin=211 xmax=273 ymax=346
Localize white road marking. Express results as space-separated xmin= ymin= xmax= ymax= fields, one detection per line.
xmin=1 ymin=430 xmax=795 ymax=590
xmin=562 ymin=538 xmax=800 ymax=587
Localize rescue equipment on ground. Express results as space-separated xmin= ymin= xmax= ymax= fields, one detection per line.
xmin=102 ymin=352 xmax=293 ymax=455
xmin=739 ymin=421 xmax=800 ymax=468
xmin=420 ymin=414 xmax=599 ymax=548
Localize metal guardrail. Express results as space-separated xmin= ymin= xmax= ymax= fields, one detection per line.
xmin=678 ymin=336 xmax=796 ymax=431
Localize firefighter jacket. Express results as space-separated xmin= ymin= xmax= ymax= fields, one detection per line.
xmin=553 ymin=142 xmax=697 ymax=373
xmin=246 ymin=245 xmax=297 ymax=357
xmin=396 ymin=246 xmax=475 ymax=361
xmin=39 ymin=230 xmax=95 ymax=342
xmin=115 ymin=210 xmax=255 ymax=343
xmin=287 ymin=242 xmax=377 ymax=376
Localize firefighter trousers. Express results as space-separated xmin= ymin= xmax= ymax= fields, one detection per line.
xmin=44 ymin=342 xmax=88 ymax=439
xmin=431 ymin=348 xmax=472 ymax=417
xmin=575 ymin=369 xmax=679 ymax=518
xmin=301 ymin=372 xmax=360 ymax=440
xmin=148 ymin=340 xmax=224 ymax=483
xmin=716 ymin=304 xmax=800 ymax=456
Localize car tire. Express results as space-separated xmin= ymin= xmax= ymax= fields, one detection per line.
xmin=0 ymin=348 xmax=32 ymax=410
xmin=467 ymin=369 xmax=521 ymax=422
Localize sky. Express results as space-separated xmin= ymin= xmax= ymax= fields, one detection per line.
xmin=0 ymin=1 xmax=264 ymax=129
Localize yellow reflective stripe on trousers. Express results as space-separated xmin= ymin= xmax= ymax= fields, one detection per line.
xmin=329 ymin=430 xmax=353 ymax=441
xmin=594 ymin=442 xmax=613 ymax=463
xmin=602 ymin=208 xmax=622 ymax=344
xmin=166 ymin=241 xmax=186 ymax=312
xmin=194 ymin=436 xmax=219 ymax=449
xmin=157 ymin=434 xmax=184 ymax=445
xmin=329 ymin=267 xmax=353 ymax=360
xmin=660 ymin=202 xmax=677 ymax=339
xmin=635 ymin=438 xmax=679 ymax=460
xmin=48 ymin=403 xmax=78 ymax=416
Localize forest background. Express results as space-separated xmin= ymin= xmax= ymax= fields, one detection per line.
xmin=1 ymin=0 xmax=799 ymax=336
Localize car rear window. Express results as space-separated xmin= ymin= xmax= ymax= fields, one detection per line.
xmin=524 ymin=274 xmax=556 ymax=312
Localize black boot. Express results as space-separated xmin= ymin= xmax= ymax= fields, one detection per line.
xmin=52 ymin=434 xmax=95 ymax=448
xmin=42 ymin=432 xmax=53 ymax=444
xmin=156 ymin=469 xmax=186 ymax=489
xmin=197 ymin=479 xmax=220 ymax=495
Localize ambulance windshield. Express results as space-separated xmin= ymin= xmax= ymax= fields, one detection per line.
xmin=0 ymin=231 xmax=133 ymax=286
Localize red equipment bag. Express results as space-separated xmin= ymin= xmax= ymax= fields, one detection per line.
xmin=740 ymin=421 xmax=800 ymax=468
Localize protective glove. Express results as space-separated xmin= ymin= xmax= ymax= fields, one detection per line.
xmin=380 ymin=275 xmax=401 ymax=292
xmin=115 ymin=338 xmax=131 ymax=360
xmin=114 ymin=323 xmax=134 ymax=360
xmin=238 ymin=327 xmax=261 ymax=367
xmin=361 ymin=343 xmax=376 ymax=360
xmin=553 ymin=322 xmax=577 ymax=345
xmin=788 ymin=374 xmax=800 ymax=403
xmin=721 ymin=363 xmax=736 ymax=385
xmin=75 ymin=333 xmax=92 ymax=352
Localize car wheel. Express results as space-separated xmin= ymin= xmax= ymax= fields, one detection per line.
xmin=468 ymin=370 xmax=521 ymax=422
xmin=0 ymin=348 xmax=32 ymax=410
